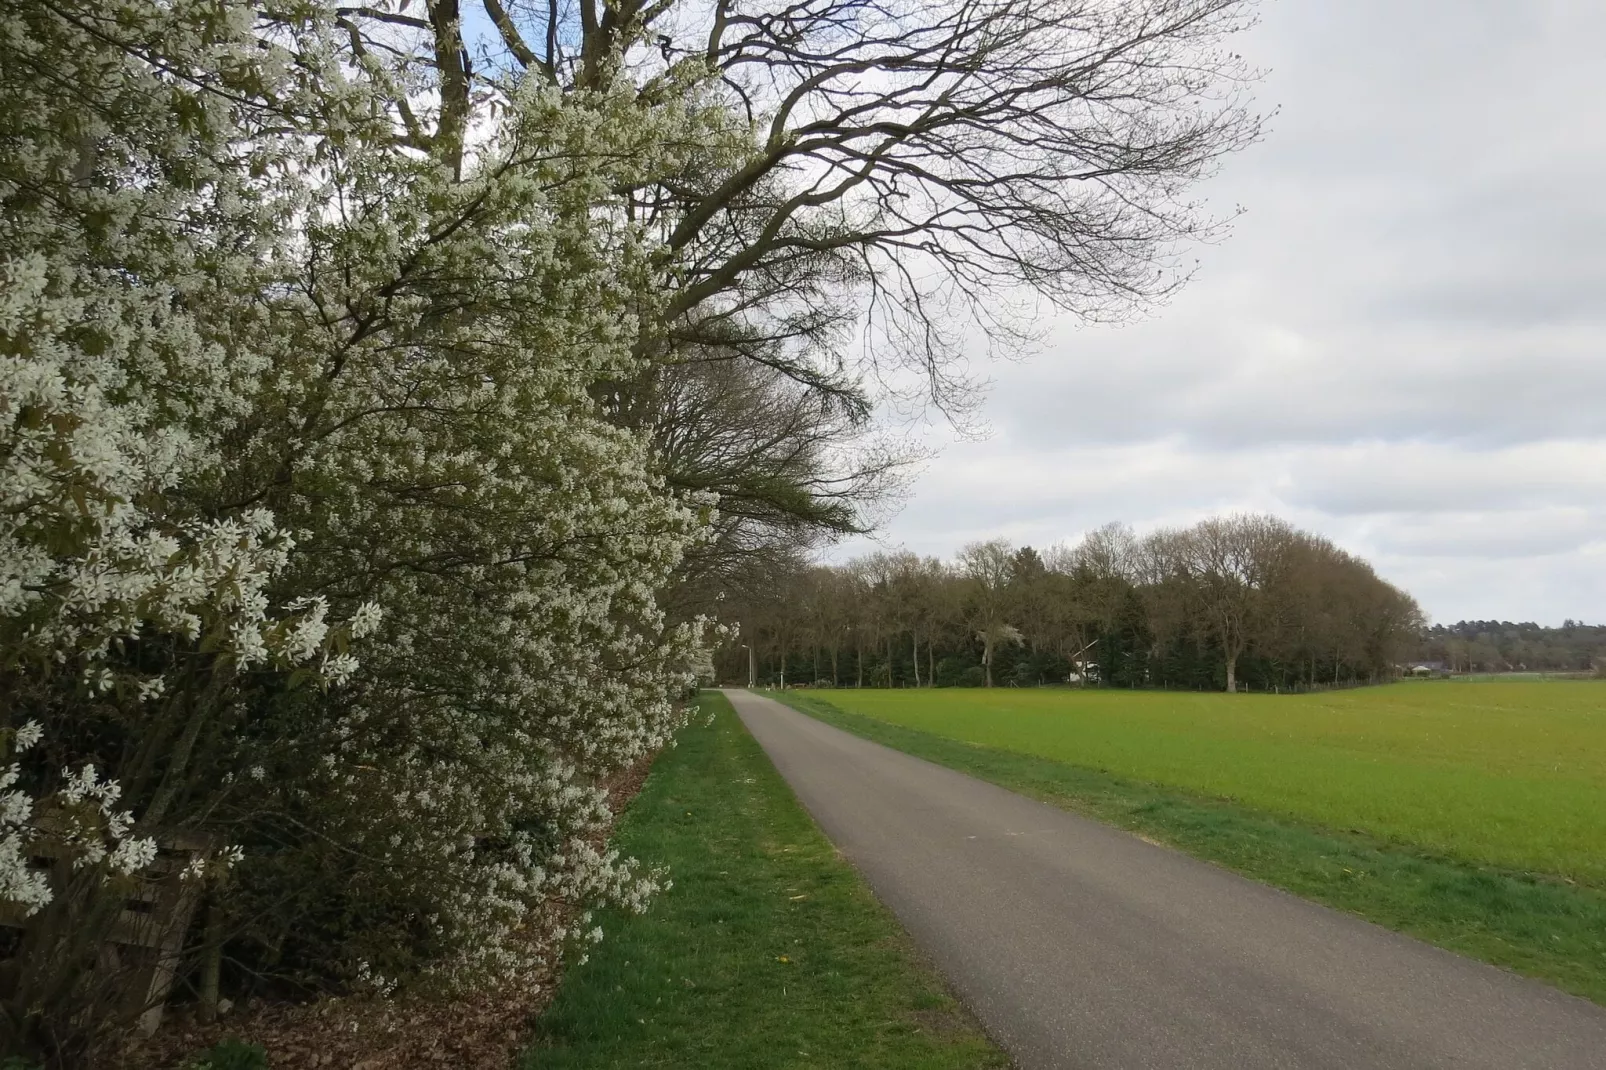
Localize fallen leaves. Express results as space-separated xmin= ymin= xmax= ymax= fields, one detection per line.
xmin=106 ymin=755 xmax=661 ymax=1070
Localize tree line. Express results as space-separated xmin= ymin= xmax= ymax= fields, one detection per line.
xmin=1417 ymin=621 xmax=1606 ymax=674
xmin=722 ymin=515 xmax=1425 ymax=693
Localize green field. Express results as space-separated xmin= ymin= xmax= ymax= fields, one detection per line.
xmin=528 ymin=692 xmax=1005 ymax=1069
xmin=804 ymin=682 xmax=1606 ymax=886
xmin=776 ymin=681 xmax=1606 ymax=1003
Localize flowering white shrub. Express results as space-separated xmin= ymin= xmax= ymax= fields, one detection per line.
xmin=222 ymin=74 xmax=726 ymax=984
xmin=0 ymin=5 xmax=393 ymax=1047
xmin=0 ymin=0 xmax=726 ymax=1048
xmin=0 ymin=0 xmax=365 ymax=691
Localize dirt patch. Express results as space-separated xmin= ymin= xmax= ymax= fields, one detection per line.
xmin=111 ymin=963 xmax=558 ymax=1070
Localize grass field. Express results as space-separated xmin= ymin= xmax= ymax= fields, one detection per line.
xmin=798 ymin=681 xmax=1606 ymax=885
xmin=527 ymin=692 xmax=1006 ymax=1070
xmin=775 ymin=682 xmax=1606 ymax=1004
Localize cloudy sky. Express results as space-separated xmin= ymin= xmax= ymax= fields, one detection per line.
xmin=835 ymin=0 xmax=1606 ymax=627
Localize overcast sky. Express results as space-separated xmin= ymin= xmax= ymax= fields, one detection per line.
xmin=833 ymin=0 xmax=1606 ymax=627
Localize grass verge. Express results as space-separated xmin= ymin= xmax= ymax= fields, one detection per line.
xmin=525 ymin=692 xmax=1008 ymax=1070
xmin=775 ymin=691 xmax=1606 ymax=1007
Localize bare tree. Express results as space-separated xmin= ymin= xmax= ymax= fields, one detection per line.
xmin=1171 ymin=514 xmax=1293 ymax=692
xmin=875 ymin=551 xmax=949 ymax=686
xmin=958 ymin=538 xmax=1016 ymax=687
xmin=1074 ymin=522 xmax=1142 ymax=641
xmin=638 ymin=358 xmax=911 ymax=619
xmin=449 ymin=0 xmax=1265 ymax=411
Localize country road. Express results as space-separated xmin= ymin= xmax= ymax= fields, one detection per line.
xmin=724 ymin=688 xmax=1606 ymax=1070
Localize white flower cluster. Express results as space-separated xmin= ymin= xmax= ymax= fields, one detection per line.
xmin=354 ymin=959 xmax=398 ymax=1000
xmin=56 ymin=761 xmax=156 ymax=874
xmin=0 ymin=0 xmax=380 ymax=996
xmin=0 ymin=724 xmax=52 ymax=916
xmin=180 ymin=844 xmax=245 ymax=883
xmin=0 ymin=723 xmax=156 ymax=917
xmin=1 ymin=0 xmax=731 ymax=1008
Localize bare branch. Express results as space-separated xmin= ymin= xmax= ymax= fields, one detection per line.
xmin=482 ymin=0 xmax=541 ymax=70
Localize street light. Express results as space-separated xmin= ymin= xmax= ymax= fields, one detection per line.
xmin=740 ymin=641 xmax=755 ymax=689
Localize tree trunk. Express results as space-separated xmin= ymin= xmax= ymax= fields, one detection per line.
xmin=928 ymin=643 xmax=935 ymax=687
xmin=887 ymin=636 xmax=895 ymax=687
xmin=983 ymin=636 xmax=994 ymax=688
xmin=830 ymin=646 xmax=839 ymax=687
xmin=912 ymin=634 xmax=921 ymax=687
xmin=1225 ymin=652 xmax=1237 ymax=693
xmin=856 ymin=643 xmax=863 ymax=688
xmin=747 ymin=640 xmax=757 ymax=688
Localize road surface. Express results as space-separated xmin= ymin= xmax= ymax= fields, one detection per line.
xmin=724 ymin=688 xmax=1606 ymax=1069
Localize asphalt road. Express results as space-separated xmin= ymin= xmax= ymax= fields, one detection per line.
xmin=725 ymin=688 xmax=1606 ymax=1070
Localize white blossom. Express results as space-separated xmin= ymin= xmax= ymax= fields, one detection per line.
xmin=13 ymin=722 xmax=42 ymax=753
xmin=0 ymin=0 xmax=725 ymax=998
xmin=108 ymin=836 xmax=159 ymax=876
xmin=0 ymin=728 xmax=159 ymax=912
xmin=349 ymin=602 xmax=384 ymax=639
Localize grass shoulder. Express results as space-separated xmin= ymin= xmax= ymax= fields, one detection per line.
xmin=525 ymin=691 xmax=1007 ymax=1070
xmin=774 ymin=690 xmax=1606 ymax=1008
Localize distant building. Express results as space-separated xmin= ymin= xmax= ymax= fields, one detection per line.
xmin=1407 ymin=660 xmax=1447 ymax=677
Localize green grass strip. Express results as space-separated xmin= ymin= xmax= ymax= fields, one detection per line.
xmin=526 ymin=692 xmax=1008 ymax=1070
xmin=776 ymin=691 xmax=1606 ymax=1007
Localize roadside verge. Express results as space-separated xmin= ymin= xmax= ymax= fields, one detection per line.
xmin=526 ymin=691 xmax=1008 ymax=1069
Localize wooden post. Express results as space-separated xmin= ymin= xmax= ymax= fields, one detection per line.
xmin=0 ymin=825 xmax=212 ymax=1037
xmin=198 ymin=899 xmax=224 ymax=1023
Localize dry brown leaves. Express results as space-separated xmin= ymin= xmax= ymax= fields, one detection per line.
xmin=108 ymin=754 xmax=659 ymax=1070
